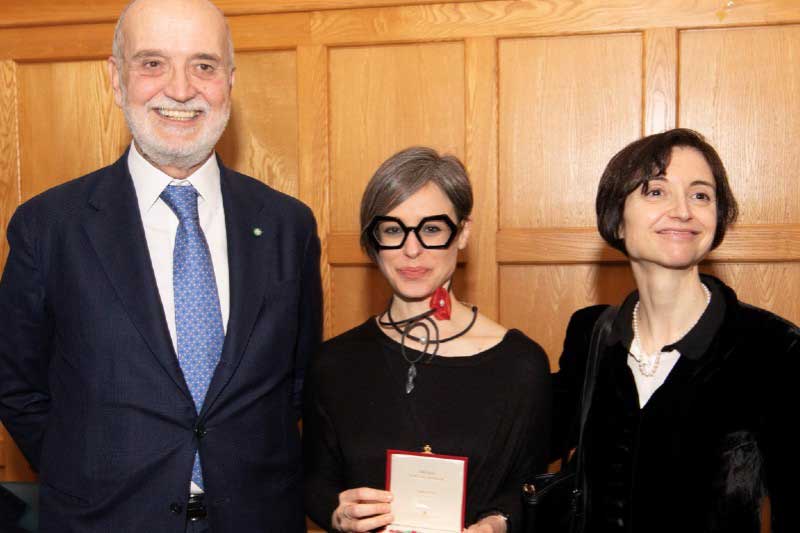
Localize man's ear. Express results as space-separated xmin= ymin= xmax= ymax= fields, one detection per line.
xmin=108 ymin=56 xmax=124 ymax=108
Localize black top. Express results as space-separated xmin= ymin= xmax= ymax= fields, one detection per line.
xmin=304 ymin=318 xmax=552 ymax=532
xmin=553 ymin=275 xmax=800 ymax=533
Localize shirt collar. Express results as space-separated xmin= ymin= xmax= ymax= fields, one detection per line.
xmin=127 ymin=143 xmax=222 ymax=213
xmin=609 ymin=274 xmax=726 ymax=361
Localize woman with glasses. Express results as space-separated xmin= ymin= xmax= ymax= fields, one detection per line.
xmin=303 ymin=147 xmax=551 ymax=533
xmin=553 ymin=129 xmax=798 ymax=533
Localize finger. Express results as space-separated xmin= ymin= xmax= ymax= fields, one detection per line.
xmin=341 ymin=486 xmax=393 ymax=504
xmin=346 ymin=512 xmax=394 ymax=532
xmin=348 ymin=502 xmax=392 ymax=518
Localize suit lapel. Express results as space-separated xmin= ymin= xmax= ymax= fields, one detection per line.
xmin=200 ymin=163 xmax=274 ymax=417
xmin=82 ymin=154 xmax=192 ymax=402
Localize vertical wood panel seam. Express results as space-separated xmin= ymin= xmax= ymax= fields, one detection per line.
xmin=13 ymin=61 xmax=21 ymax=206
xmin=492 ymin=36 xmax=501 ymax=319
xmin=675 ymin=28 xmax=682 ymax=126
xmin=464 ymin=36 xmax=498 ymax=319
xmin=641 ymin=29 xmax=647 ymax=136
xmin=643 ymin=28 xmax=678 ymax=135
xmin=324 ymin=45 xmax=334 ymax=340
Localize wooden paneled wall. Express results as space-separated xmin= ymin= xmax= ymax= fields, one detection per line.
xmin=2 ymin=0 xmax=800 ymax=495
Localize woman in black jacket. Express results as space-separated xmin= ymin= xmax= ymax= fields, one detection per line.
xmin=553 ymin=128 xmax=798 ymax=533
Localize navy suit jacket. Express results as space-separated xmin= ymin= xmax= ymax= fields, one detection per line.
xmin=0 ymin=153 xmax=322 ymax=532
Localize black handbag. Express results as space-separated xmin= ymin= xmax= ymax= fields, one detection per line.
xmin=522 ymin=306 xmax=616 ymax=533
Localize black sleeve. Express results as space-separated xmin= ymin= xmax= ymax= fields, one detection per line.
xmin=550 ymin=306 xmax=607 ymax=462
xmin=303 ymin=356 xmax=343 ymax=532
xmin=0 ymin=203 xmax=53 ymax=471
xmin=476 ymin=341 xmax=552 ymax=533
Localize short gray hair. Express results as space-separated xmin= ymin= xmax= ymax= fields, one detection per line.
xmin=360 ymin=146 xmax=473 ymax=262
xmin=112 ymin=0 xmax=235 ymax=70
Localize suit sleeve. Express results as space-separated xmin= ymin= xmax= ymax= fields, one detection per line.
xmin=0 ymin=204 xmax=53 ymax=471
xmin=291 ymin=211 xmax=322 ymax=416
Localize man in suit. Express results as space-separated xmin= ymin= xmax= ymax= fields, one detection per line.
xmin=0 ymin=0 xmax=321 ymax=531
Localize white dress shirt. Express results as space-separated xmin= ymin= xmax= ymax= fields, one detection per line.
xmin=128 ymin=145 xmax=230 ymax=346
xmin=127 ymin=145 xmax=230 ymax=495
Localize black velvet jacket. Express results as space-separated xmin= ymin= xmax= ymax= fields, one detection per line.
xmin=553 ymin=275 xmax=799 ymax=533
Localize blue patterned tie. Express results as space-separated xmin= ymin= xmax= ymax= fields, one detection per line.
xmin=161 ymin=184 xmax=224 ymax=489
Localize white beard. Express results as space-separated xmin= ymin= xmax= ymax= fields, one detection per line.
xmin=121 ymin=85 xmax=230 ymax=170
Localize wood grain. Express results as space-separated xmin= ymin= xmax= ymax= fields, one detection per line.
xmin=498 ymin=32 xmax=642 ymax=229
xmin=296 ymin=44 xmax=333 ymax=338
xmin=0 ymin=22 xmax=115 ymax=61
xmin=702 ymin=262 xmax=800 ymax=326
xmin=328 ymin=233 xmax=370 ymax=265
xmin=328 ymin=41 xmax=465 ymax=232
xmin=464 ymin=37 xmax=499 ymax=319
xmin=644 ymin=27 xmax=677 ymax=134
xmin=217 ymin=50 xmax=299 ymax=196
xmin=17 ymin=60 xmax=130 ymax=200
xmin=0 ymin=0 xmax=477 ymax=29
xmin=680 ymin=24 xmax=800 ymax=225
xmin=0 ymin=61 xmax=19 ymax=268
xmin=330 ymin=265 xmax=394 ymax=337
xmin=499 ymin=263 xmax=636 ymax=368
xmin=497 ymin=225 xmax=800 ymax=264
xmin=311 ymin=0 xmax=800 ymax=46
xmin=497 ymin=228 xmax=628 ymax=264
xmin=0 ymin=14 xmax=310 ymax=61
xmin=4 ymin=1 xmax=800 ymax=61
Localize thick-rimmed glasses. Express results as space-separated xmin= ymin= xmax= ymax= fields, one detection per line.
xmin=366 ymin=214 xmax=459 ymax=250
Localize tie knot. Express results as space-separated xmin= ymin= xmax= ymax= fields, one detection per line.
xmin=161 ymin=184 xmax=199 ymax=223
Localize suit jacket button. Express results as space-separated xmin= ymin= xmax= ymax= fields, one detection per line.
xmin=170 ymin=502 xmax=183 ymax=514
xmin=195 ymin=424 xmax=207 ymax=439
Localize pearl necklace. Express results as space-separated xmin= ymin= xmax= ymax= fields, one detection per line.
xmin=630 ymin=283 xmax=711 ymax=377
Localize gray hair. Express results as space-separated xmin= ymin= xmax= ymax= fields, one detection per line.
xmin=112 ymin=0 xmax=235 ymax=70
xmin=360 ymin=146 xmax=473 ymax=262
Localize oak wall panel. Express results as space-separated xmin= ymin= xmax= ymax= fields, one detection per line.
xmin=680 ymin=25 xmax=800 ymax=225
xmin=217 ymin=50 xmax=299 ymax=196
xmin=0 ymin=0 xmax=467 ymax=29
xmin=328 ymin=41 xmax=465 ymax=232
xmin=0 ymin=61 xmax=19 ymax=267
xmin=330 ymin=266 xmax=393 ymax=337
xmin=499 ymin=33 xmax=642 ymax=229
xmin=17 ymin=60 xmax=129 ymax=201
xmin=499 ymin=264 xmax=636 ymax=369
xmin=701 ymin=263 xmax=800 ymax=326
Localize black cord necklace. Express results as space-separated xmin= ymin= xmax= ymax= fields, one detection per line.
xmin=378 ymin=298 xmax=478 ymax=394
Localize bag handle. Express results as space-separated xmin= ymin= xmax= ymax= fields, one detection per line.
xmin=571 ymin=305 xmax=617 ymax=532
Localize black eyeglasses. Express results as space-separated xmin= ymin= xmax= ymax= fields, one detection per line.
xmin=366 ymin=214 xmax=459 ymax=250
